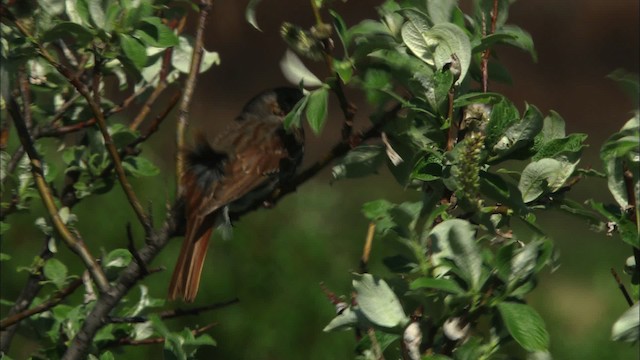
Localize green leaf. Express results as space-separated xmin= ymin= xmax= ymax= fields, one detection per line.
xmin=495 ymin=25 xmax=537 ymax=61
xmin=134 ymin=17 xmax=179 ymax=48
xmin=43 ymin=258 xmax=68 ymax=289
xmin=104 ymin=248 xmax=132 ymax=268
xmin=362 ymin=68 xmax=392 ymax=105
xmin=353 ymin=273 xmax=409 ymax=329
xmin=109 ymin=123 xmax=138 ymax=148
xmin=86 ymin=0 xmax=106 ymax=29
xmin=600 ymin=115 xmax=640 ymax=208
xmin=305 ymin=87 xmax=329 ymax=134
xmin=485 ymin=97 xmax=520 ymax=148
xmin=427 ymin=0 xmax=457 ymax=24
xmin=41 ymin=22 xmax=94 ymax=47
xmin=538 ymin=111 xmax=566 ymax=143
xmin=245 ymin=0 xmax=263 ymax=31
xmin=121 ymin=0 xmax=153 ymax=29
xmin=492 ymin=103 xmax=543 ymax=159
xmin=533 ymin=133 xmax=587 ymax=161
xmin=329 ymin=9 xmax=348 ymax=54
xmin=333 ymin=58 xmax=353 ymax=84
xmin=66 ymin=0 xmax=89 ymax=25
xmin=355 ymin=331 xmax=400 ymax=355
xmin=428 ymin=219 xmax=483 ymax=291
xmin=421 ymin=69 xmax=453 ymax=111
xmin=497 ymin=302 xmax=549 ymax=351
xmin=0 ymin=252 xmax=11 ymax=261
xmin=122 ymin=157 xmax=160 ymax=177
xmin=101 ymin=351 xmax=115 ymax=360
xmin=518 ymin=158 xmax=574 ymax=203
xmin=120 ymin=33 xmax=147 ymax=69
xmin=590 ymin=200 xmax=639 ymax=248
xmin=479 ymin=171 xmax=528 ymax=216
xmin=0 ymin=222 xmax=11 ymax=236
xmin=409 ymin=277 xmax=464 ymax=294
xmin=283 ymin=94 xmax=308 ymax=129
xmin=607 ymin=69 xmax=639 ymax=105
xmin=453 ymin=92 xmax=505 ymax=108
xmin=332 ymin=145 xmax=385 ymax=181
xmin=362 ymin=199 xmax=395 ymax=220
xmin=411 ymin=153 xmax=444 ymax=182
xmin=508 ymin=241 xmax=540 ymax=287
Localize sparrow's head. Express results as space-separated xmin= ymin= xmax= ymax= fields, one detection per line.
xmin=240 ymin=87 xmax=304 ymax=120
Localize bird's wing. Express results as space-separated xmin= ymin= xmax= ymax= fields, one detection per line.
xmin=201 ymin=116 xmax=288 ymax=212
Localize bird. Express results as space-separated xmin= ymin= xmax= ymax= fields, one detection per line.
xmin=169 ymin=87 xmax=305 ymax=302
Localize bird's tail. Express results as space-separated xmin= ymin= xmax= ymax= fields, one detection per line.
xmin=168 ymin=226 xmax=213 ymax=302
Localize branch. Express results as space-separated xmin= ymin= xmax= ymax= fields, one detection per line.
xmin=176 ymin=0 xmax=213 ymax=193
xmin=103 ymin=323 xmax=216 ymax=348
xmin=610 ymin=268 xmax=634 ymax=307
xmin=0 ymin=239 xmax=53 ymax=352
xmin=62 ymin=206 xmax=182 ymax=360
xmin=129 ymin=81 xmax=167 ymax=131
xmin=7 ymin=96 xmax=110 ymax=293
xmin=107 ymin=298 xmax=239 ymax=324
xmin=0 ymin=278 xmax=83 ymax=330
xmin=359 ymin=223 xmax=375 ymax=273
xmin=38 ymin=83 xmax=151 ymax=138
xmin=6 ymin=13 xmax=151 ymax=231
xmin=480 ymin=0 xmax=499 ymax=92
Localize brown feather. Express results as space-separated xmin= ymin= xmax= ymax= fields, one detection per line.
xmin=168 ymin=88 xmax=304 ymax=302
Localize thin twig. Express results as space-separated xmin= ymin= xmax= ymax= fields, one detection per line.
xmin=176 ymin=0 xmax=213 ymax=194
xmin=39 ymin=84 xmax=152 ymax=138
xmin=18 ymin=66 xmax=33 ymax=129
xmin=359 ymin=223 xmax=375 ymax=273
xmin=622 ymin=166 xmax=640 ymax=269
xmin=130 ymin=91 xmax=181 ymax=148
xmin=107 ymin=297 xmax=240 ymax=324
xmin=480 ymin=0 xmax=499 ymax=92
xmin=367 ymin=327 xmax=385 ymax=360
xmin=0 ymin=278 xmax=83 ymax=330
xmin=7 ymin=96 xmax=110 ymax=293
xmin=129 ymin=47 xmax=173 ymax=131
xmin=610 ymin=268 xmax=634 ymax=307
xmin=0 ymin=238 xmax=53 ymax=352
xmin=127 ymin=222 xmax=149 ymax=276
xmin=104 ymin=322 xmax=217 ymax=348
xmin=446 ymin=89 xmax=456 ymax=151
xmin=129 ymin=81 xmax=167 ymax=131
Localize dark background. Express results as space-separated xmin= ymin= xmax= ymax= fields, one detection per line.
xmin=2 ymin=0 xmax=639 ymax=359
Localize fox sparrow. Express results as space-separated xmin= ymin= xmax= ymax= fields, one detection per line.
xmin=169 ymin=87 xmax=304 ymax=302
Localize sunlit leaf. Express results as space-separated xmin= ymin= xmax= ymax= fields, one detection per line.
xmin=611 ymin=302 xmax=640 ymax=342
xmin=245 ymin=0 xmax=263 ymax=31
xmin=353 ymin=273 xmax=409 ymax=329
xmin=280 ymin=49 xmax=323 ymax=88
